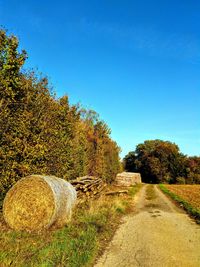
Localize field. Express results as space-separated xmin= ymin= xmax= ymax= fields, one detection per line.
xmin=0 ymin=184 xmax=142 ymax=267
xmin=159 ymin=184 xmax=200 ymax=223
xmin=164 ymin=185 xmax=200 ymax=210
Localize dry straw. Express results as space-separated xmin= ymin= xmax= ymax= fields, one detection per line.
xmin=3 ymin=175 xmax=77 ymax=232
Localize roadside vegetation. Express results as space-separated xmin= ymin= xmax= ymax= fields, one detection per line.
xmin=159 ymin=184 xmax=200 ymax=224
xmin=0 ymin=184 xmax=143 ymax=267
xmin=0 ymin=29 xmax=121 ymax=207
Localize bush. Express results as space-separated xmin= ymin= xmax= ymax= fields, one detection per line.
xmin=176 ymin=177 xmax=186 ymax=184
xmin=0 ymin=29 xmax=121 ymax=197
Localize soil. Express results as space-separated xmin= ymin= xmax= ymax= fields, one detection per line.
xmin=94 ymin=184 xmax=200 ymax=267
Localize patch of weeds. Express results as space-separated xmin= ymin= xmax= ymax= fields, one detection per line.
xmin=128 ymin=184 xmax=143 ymax=197
xmin=112 ymin=199 xmax=126 ymax=214
xmin=82 ymin=210 xmax=108 ymax=233
xmin=115 ymin=206 xmax=125 ymax=214
xmin=22 ymin=223 xmax=97 ymax=267
xmin=146 ymin=185 xmax=157 ymax=200
xmin=159 ymin=184 xmax=200 ymax=224
xmin=121 ymin=200 xmax=128 ymax=208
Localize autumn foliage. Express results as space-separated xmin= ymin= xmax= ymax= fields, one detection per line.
xmin=124 ymin=140 xmax=200 ymax=184
xmin=0 ymin=30 xmax=121 ymax=200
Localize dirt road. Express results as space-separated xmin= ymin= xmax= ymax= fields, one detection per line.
xmin=94 ymin=185 xmax=200 ymax=267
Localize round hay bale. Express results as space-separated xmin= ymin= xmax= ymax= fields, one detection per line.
xmin=3 ymin=175 xmax=77 ymax=232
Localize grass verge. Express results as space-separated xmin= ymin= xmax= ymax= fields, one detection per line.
xmin=0 ymin=184 xmax=142 ymax=267
xmin=159 ymin=184 xmax=200 ymax=224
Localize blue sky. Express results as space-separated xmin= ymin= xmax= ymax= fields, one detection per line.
xmin=1 ymin=0 xmax=199 ymax=157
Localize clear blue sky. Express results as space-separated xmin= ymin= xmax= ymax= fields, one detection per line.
xmin=1 ymin=0 xmax=199 ymax=157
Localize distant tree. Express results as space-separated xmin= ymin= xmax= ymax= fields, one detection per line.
xmin=185 ymin=156 xmax=200 ymax=184
xmin=124 ymin=140 xmax=186 ymax=184
xmin=123 ymin=151 xmax=136 ymax=172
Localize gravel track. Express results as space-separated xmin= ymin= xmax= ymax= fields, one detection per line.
xmin=94 ymin=184 xmax=200 ymax=267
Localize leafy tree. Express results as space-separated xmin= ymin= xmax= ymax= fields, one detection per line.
xmin=123 ymin=151 xmax=136 ymax=172
xmin=0 ymin=29 xmax=121 ymax=201
xmin=0 ymin=29 xmax=28 ymax=192
xmin=124 ymin=140 xmax=186 ymax=184
xmin=185 ymin=157 xmax=200 ymax=184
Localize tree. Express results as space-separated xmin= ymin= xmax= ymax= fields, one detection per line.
xmin=0 ymin=29 xmax=121 ymax=200
xmin=123 ymin=151 xmax=136 ymax=172
xmin=185 ymin=157 xmax=200 ymax=184
xmin=0 ymin=29 xmax=28 ymax=192
xmin=123 ymin=140 xmax=185 ymax=184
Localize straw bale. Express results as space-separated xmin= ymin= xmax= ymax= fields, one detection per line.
xmin=115 ymin=172 xmax=142 ymax=186
xmin=3 ymin=175 xmax=77 ymax=232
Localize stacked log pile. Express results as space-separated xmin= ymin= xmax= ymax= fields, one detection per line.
xmin=70 ymin=176 xmax=106 ymax=199
xmin=115 ymin=172 xmax=142 ymax=186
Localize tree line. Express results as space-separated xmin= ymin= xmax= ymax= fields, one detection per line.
xmin=124 ymin=140 xmax=200 ymax=184
xmin=0 ymin=29 xmax=121 ymax=200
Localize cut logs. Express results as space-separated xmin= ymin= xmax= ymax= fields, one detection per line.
xmin=70 ymin=176 xmax=106 ymax=199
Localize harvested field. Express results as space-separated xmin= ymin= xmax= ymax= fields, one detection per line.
xmin=164 ymin=185 xmax=200 ymax=210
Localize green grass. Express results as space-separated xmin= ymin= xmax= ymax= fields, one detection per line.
xmin=0 ymin=184 xmax=143 ymax=267
xmin=0 ymin=222 xmax=97 ymax=267
xmin=0 ymin=206 xmax=105 ymax=267
xmin=159 ymin=184 xmax=200 ymax=224
xmin=128 ymin=184 xmax=143 ymax=197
